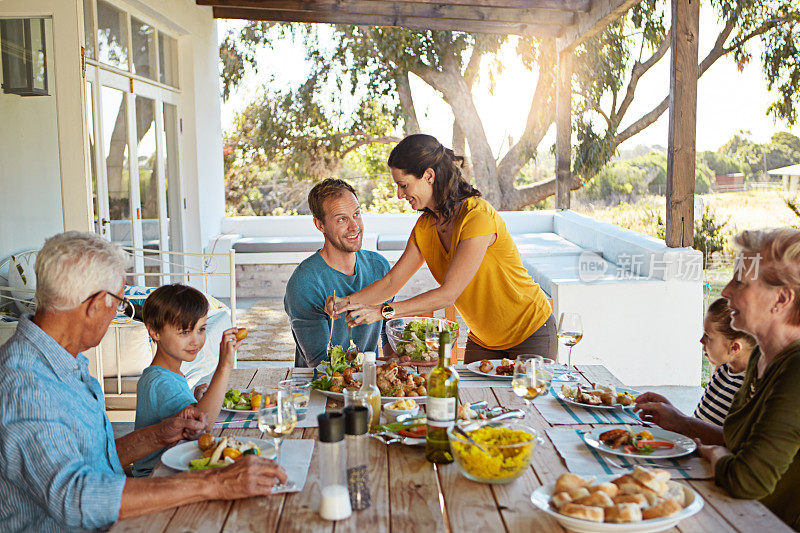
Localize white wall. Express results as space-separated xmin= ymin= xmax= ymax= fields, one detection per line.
xmin=0 ymin=17 xmax=64 ymax=261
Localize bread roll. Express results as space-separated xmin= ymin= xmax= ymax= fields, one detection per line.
xmin=555 ymin=473 xmax=594 ymax=493
xmin=662 ymin=481 xmax=686 ymax=507
xmin=604 ymin=503 xmax=643 ymax=523
xmin=642 ymin=499 xmax=682 ymax=520
xmin=613 ymin=475 xmax=659 ymax=505
xmin=590 ymin=482 xmax=619 ymax=497
xmin=567 ymin=487 xmax=591 ymax=500
xmin=574 ymin=490 xmax=614 ymax=508
xmin=558 ymin=503 xmax=604 ymax=523
xmin=612 ymin=494 xmax=648 ymax=508
xmin=631 ymin=466 xmax=670 ymax=494
xmin=551 ymin=492 xmax=572 ymax=508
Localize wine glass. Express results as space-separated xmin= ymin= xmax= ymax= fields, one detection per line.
xmin=511 ymin=357 xmax=540 ymax=415
xmin=557 ymin=312 xmax=583 ymax=381
xmin=258 ymin=390 xmax=298 ymax=468
xmin=279 ymin=378 xmax=311 ymax=421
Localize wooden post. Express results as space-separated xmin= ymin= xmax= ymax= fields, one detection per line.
xmin=665 ymin=0 xmax=699 ymax=247
xmin=555 ymin=50 xmax=572 ymax=210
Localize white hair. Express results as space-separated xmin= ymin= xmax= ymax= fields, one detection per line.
xmin=34 ymin=231 xmax=128 ymax=311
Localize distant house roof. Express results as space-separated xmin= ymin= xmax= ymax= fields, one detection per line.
xmin=768 ymin=164 xmax=800 ymax=177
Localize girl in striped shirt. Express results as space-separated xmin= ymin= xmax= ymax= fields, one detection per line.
xmin=634 ymin=298 xmax=756 ymax=443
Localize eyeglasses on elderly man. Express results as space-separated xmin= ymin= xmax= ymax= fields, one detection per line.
xmin=82 ymin=289 xmax=134 ymax=318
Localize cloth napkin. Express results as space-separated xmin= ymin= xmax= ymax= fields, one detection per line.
xmin=534 ymin=393 xmax=645 ymax=425
xmin=153 ymin=438 xmax=316 ymax=493
xmin=546 ymin=427 xmax=713 ymax=480
xmin=213 ymin=390 xmax=327 ymax=429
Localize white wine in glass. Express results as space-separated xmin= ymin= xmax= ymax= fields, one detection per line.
xmin=511 ymin=358 xmax=540 ymax=415
xmin=557 ymin=312 xmax=583 ymax=381
xmin=258 ymin=390 xmax=298 ymax=468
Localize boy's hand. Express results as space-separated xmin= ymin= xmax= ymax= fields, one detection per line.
xmin=194 ymin=383 xmax=209 ymax=401
xmin=219 ymin=327 xmax=244 ymax=367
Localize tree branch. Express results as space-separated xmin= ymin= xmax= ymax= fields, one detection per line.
xmin=395 ymin=71 xmax=421 ymax=135
xmin=340 ymin=133 xmax=403 ymax=157
xmin=578 ymin=89 xmax=613 ymax=129
xmin=614 ymin=27 xmax=672 ymax=124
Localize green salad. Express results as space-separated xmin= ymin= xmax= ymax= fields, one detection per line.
xmin=394 ymin=320 xmax=459 ymax=362
xmin=312 ymin=345 xmax=348 ymax=391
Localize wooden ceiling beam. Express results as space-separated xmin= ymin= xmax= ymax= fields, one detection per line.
xmin=201 ymin=0 xmax=591 ymax=14
xmin=212 ymin=6 xmax=565 ymax=36
xmin=199 ymin=0 xmax=575 ymax=26
xmin=557 ymin=0 xmax=641 ymax=53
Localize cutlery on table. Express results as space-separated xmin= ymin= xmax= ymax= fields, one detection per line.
xmin=603 ymin=456 xmax=691 ymax=471
xmin=453 ymin=424 xmax=490 ymax=454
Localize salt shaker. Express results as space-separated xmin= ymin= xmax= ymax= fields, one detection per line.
xmin=344 ymin=406 xmax=371 ymax=511
xmin=317 ymin=412 xmax=352 ymax=521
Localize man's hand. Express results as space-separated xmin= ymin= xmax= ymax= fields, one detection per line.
xmin=218 ymin=327 xmax=244 ymax=368
xmin=324 ymin=294 xmax=350 ymax=319
xmin=194 ymin=383 xmax=209 ymax=401
xmin=634 ymin=401 xmax=688 ymax=433
xmin=154 ymin=405 xmax=208 ymax=447
xmin=207 ymin=455 xmax=288 ymax=499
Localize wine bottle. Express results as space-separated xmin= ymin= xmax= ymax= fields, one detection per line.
xmin=425 ymin=330 xmax=459 ymax=464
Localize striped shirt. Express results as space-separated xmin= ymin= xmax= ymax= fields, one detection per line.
xmin=694 ymin=362 xmax=746 ymax=427
xmin=0 ymin=315 xmax=126 ymax=531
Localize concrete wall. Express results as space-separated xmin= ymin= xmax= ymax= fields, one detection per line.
xmin=0 ymin=17 xmax=64 ymax=262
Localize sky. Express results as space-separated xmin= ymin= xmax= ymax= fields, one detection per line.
xmin=219 ymin=6 xmax=799 ymax=160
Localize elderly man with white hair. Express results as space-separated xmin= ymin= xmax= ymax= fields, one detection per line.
xmin=0 ymin=232 xmax=286 ymax=531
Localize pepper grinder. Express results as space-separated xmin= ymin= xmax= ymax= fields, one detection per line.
xmin=344 ymin=406 xmax=371 ymax=511
xmin=317 ymin=412 xmax=352 ymax=521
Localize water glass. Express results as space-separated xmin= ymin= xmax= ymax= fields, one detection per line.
xmin=279 ymin=378 xmax=312 ymax=421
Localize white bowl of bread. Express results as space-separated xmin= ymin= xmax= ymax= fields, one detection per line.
xmin=530 ymin=467 xmax=703 ymax=532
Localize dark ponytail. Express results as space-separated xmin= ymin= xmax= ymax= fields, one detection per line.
xmin=387 ymin=134 xmax=480 ymax=223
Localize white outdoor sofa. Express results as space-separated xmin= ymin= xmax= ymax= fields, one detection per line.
xmin=208 ymin=210 xmax=703 ymax=386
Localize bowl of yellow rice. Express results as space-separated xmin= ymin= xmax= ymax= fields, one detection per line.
xmin=447 ymin=421 xmax=540 ymax=484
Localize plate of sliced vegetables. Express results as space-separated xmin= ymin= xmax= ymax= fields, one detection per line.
xmin=581 ymin=425 xmax=696 ymax=459
xmin=221 ymin=388 xmax=276 ymax=413
xmin=160 ymin=434 xmax=276 ymax=471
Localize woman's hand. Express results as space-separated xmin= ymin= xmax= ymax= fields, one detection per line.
xmin=338 ymin=303 xmax=383 ymax=326
xmin=697 ymin=442 xmax=731 ymax=471
xmin=634 ymin=392 xmax=671 ymax=406
xmin=634 ymin=401 xmax=688 ymax=433
xmin=218 ymin=327 xmax=244 ymax=368
xmin=324 ymin=295 xmax=350 ymax=319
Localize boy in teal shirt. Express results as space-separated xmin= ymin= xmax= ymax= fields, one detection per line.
xmin=133 ymin=284 xmax=243 ymax=477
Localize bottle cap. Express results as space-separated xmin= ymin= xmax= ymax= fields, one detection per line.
xmin=317 ymin=412 xmax=345 ymax=442
xmin=343 ymin=406 xmax=369 ymax=435
xmin=363 ymin=351 xmax=376 ymax=364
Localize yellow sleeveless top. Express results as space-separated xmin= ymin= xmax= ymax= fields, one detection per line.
xmin=410 ymin=197 xmax=551 ymax=350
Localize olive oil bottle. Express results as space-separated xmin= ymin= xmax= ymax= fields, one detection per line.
xmin=425 ymin=330 xmax=459 ymax=464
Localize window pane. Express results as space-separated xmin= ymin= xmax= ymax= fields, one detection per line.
xmin=158 ymin=32 xmax=178 ymax=87
xmin=96 ymin=0 xmax=128 ymax=70
xmin=85 ymin=81 xmax=99 ymax=233
xmin=101 ymin=86 xmax=132 ymax=248
xmin=131 ymin=17 xmax=156 ymax=80
xmin=135 ymin=96 xmax=158 ymax=223
xmin=83 ymin=0 xmax=95 ymax=59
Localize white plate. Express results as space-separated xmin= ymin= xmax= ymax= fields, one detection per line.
xmin=464 ymin=359 xmax=514 ymax=379
xmin=530 ymin=474 xmax=704 ymax=533
xmin=552 ymin=385 xmax=641 ymax=410
xmin=581 ymin=425 xmax=697 ymax=459
xmin=160 ymin=437 xmax=277 ymax=471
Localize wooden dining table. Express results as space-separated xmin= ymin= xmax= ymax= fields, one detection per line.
xmin=112 ymin=364 xmax=791 ymax=532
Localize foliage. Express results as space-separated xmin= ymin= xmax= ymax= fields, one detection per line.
xmin=654 ymin=207 xmax=729 ymax=267
xmin=719 ymin=130 xmax=800 ymax=177
xmin=363 ymin=179 xmax=416 ymax=214
xmin=784 ymin=196 xmax=800 ymax=226
xmin=699 ymin=151 xmax=743 ymax=176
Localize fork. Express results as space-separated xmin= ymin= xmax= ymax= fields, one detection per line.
xmin=326 ymin=290 xmax=336 ymax=355
xmin=603 ymin=456 xmax=691 ymax=471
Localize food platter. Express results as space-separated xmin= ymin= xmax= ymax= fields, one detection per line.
xmin=530 ymin=474 xmax=704 ymax=533
xmin=552 ymin=384 xmax=641 ymax=410
xmin=464 ymin=359 xmax=514 ymax=379
xmin=318 ymin=388 xmax=427 ymax=404
xmin=160 ymin=437 xmax=276 ymax=471
xmin=581 ymin=425 xmax=697 ymax=460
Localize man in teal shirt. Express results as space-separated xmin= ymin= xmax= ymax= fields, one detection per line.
xmin=285 ymin=179 xmax=392 ymax=367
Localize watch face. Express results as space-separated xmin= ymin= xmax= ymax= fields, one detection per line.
xmin=382 ymin=305 xmax=395 ymax=319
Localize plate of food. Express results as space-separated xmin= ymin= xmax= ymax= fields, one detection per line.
xmin=465 ymin=358 xmax=516 ymax=378
xmin=161 ymin=433 xmax=276 ymax=471
xmin=220 ymin=388 xmax=277 ymax=413
xmin=554 ymin=383 xmax=640 ymax=410
xmin=581 ymin=426 xmax=696 ymax=459
xmin=384 ymin=317 xmax=459 ymax=366
xmin=530 ymin=469 xmax=704 ymax=532
xmin=313 ymin=360 xmax=429 ymax=403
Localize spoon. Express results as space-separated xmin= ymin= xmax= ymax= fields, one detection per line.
xmin=453 ymin=425 xmax=490 ymax=455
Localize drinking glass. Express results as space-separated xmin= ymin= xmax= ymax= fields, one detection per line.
xmin=258 ymin=390 xmax=298 ymax=467
xmin=279 ymin=378 xmax=311 ymax=421
xmin=511 ymin=357 xmax=539 ymax=415
xmin=517 ymin=354 xmax=554 ymax=396
xmin=557 ymin=312 xmax=583 ymax=381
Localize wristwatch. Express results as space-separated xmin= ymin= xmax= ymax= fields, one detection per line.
xmin=381 ymin=304 xmax=395 ymax=320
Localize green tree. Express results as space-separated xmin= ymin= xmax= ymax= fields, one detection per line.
xmin=221 ymin=0 xmax=800 ymax=209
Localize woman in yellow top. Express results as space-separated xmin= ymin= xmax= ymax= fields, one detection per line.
xmin=330 ymin=134 xmax=556 ymax=363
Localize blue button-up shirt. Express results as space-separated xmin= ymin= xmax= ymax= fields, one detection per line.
xmin=0 ymin=315 xmax=126 ymax=531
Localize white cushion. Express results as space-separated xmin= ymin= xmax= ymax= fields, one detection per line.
xmin=523 ymin=254 xmax=646 ymax=296
xmin=98 ymin=322 xmax=154 ymax=377
xmin=512 ymin=232 xmax=598 ymax=258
